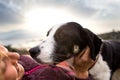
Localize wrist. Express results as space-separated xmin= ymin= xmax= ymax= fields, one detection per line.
xmin=75 ymin=71 xmax=89 ymax=79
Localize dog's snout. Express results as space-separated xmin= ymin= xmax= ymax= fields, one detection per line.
xmin=29 ymin=46 xmax=40 ymax=57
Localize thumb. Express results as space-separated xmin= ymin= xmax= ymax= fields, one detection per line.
xmin=81 ymin=46 xmax=90 ymax=61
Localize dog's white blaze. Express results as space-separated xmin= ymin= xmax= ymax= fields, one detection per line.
xmin=37 ymin=24 xmax=63 ymax=63
xmin=89 ymin=54 xmax=111 ymax=80
xmin=37 ymin=37 xmax=55 ymax=63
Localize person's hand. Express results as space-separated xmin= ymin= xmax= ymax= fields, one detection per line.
xmin=73 ymin=46 xmax=95 ymax=78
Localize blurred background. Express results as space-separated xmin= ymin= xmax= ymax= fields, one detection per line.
xmin=0 ymin=0 xmax=120 ymax=54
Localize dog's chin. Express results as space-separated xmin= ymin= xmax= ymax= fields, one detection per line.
xmin=33 ymin=57 xmax=42 ymax=63
xmin=35 ymin=59 xmax=58 ymax=65
xmin=32 ymin=57 xmax=62 ymax=65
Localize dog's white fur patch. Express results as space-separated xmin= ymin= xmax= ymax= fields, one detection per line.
xmin=89 ymin=54 xmax=111 ymax=80
xmin=37 ymin=37 xmax=55 ymax=63
xmin=37 ymin=24 xmax=63 ymax=63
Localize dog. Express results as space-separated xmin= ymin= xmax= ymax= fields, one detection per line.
xmin=29 ymin=22 xmax=120 ymax=80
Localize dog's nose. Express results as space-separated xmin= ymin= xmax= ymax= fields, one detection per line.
xmin=29 ymin=46 xmax=40 ymax=58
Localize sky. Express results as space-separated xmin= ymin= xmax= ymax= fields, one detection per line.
xmin=0 ymin=0 xmax=120 ymax=48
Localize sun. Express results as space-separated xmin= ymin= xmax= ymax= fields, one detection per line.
xmin=23 ymin=6 xmax=78 ymax=36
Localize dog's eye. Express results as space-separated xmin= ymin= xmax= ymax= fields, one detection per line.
xmin=55 ymin=33 xmax=63 ymax=40
xmin=59 ymin=33 xmax=64 ymax=39
xmin=54 ymin=30 xmax=67 ymax=42
xmin=41 ymin=46 xmax=44 ymax=48
xmin=43 ymin=41 xmax=46 ymax=43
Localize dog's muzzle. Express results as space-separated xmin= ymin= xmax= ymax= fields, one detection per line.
xmin=29 ymin=46 xmax=40 ymax=58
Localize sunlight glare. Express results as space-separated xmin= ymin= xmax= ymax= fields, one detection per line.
xmin=24 ymin=7 xmax=77 ymax=36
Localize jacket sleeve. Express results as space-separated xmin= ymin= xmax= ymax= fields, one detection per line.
xmin=35 ymin=65 xmax=74 ymax=80
xmin=35 ymin=66 xmax=94 ymax=80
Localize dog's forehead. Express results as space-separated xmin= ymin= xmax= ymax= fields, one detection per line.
xmin=48 ymin=23 xmax=65 ymax=36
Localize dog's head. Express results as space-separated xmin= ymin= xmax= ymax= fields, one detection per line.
xmin=29 ymin=22 xmax=102 ymax=64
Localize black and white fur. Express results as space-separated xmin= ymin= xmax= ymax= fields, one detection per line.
xmin=29 ymin=22 xmax=120 ymax=80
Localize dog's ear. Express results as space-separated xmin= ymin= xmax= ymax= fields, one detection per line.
xmin=84 ymin=28 xmax=102 ymax=61
xmin=65 ymin=22 xmax=102 ymax=60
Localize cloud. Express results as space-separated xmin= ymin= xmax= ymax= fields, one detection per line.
xmin=0 ymin=1 xmax=24 ymax=26
xmin=84 ymin=0 xmax=120 ymax=20
xmin=0 ymin=29 xmax=40 ymax=41
xmin=36 ymin=0 xmax=120 ymax=20
xmin=36 ymin=0 xmax=97 ymax=17
xmin=1 ymin=0 xmax=120 ymax=25
xmin=0 ymin=0 xmax=120 ymax=47
xmin=40 ymin=0 xmax=120 ymax=20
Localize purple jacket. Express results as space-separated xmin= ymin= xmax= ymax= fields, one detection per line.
xmin=19 ymin=55 xmax=93 ymax=80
